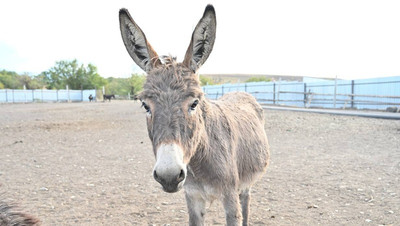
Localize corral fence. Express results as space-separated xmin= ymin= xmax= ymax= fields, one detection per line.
xmin=0 ymin=88 xmax=97 ymax=103
xmin=202 ymin=76 xmax=400 ymax=110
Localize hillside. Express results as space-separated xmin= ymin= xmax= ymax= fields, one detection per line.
xmin=201 ymin=74 xmax=304 ymax=84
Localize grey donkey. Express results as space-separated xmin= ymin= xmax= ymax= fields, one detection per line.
xmin=119 ymin=5 xmax=270 ymax=226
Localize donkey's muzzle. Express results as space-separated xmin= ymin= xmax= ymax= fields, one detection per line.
xmin=153 ymin=169 xmax=185 ymax=193
xmin=153 ymin=143 xmax=187 ymax=193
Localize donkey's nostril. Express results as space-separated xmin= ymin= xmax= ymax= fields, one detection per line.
xmin=177 ymin=169 xmax=185 ymax=183
xmin=153 ymin=170 xmax=161 ymax=183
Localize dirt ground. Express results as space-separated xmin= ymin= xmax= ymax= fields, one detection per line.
xmin=0 ymin=101 xmax=399 ymax=225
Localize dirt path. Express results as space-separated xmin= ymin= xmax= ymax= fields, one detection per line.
xmin=0 ymin=101 xmax=399 ymax=225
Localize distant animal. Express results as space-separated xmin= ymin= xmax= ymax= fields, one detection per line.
xmin=386 ymin=106 xmax=399 ymax=113
xmin=88 ymin=94 xmax=94 ymax=102
xmin=103 ymin=94 xmax=115 ymax=102
xmin=119 ymin=4 xmax=269 ymax=226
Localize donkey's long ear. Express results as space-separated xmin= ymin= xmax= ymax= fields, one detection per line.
xmin=183 ymin=5 xmax=216 ymax=72
xmin=119 ymin=8 xmax=161 ymax=72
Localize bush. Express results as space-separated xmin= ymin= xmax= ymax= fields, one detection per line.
xmin=245 ymin=76 xmax=271 ymax=83
xmin=199 ymin=75 xmax=215 ymax=86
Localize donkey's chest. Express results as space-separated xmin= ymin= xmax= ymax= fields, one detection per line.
xmin=184 ymin=171 xmax=221 ymax=202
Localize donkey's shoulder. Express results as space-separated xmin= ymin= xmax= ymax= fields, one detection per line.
xmin=215 ymin=92 xmax=264 ymax=121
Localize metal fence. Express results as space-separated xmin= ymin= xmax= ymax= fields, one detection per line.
xmin=0 ymin=89 xmax=97 ymax=103
xmin=202 ymin=76 xmax=400 ymax=110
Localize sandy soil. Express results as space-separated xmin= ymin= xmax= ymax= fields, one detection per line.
xmin=0 ymin=101 xmax=399 ymax=225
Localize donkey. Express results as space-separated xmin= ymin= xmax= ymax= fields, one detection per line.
xmin=119 ymin=5 xmax=269 ymax=226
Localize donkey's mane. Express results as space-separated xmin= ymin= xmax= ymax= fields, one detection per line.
xmin=139 ymin=56 xmax=204 ymax=101
xmin=158 ymin=55 xmax=177 ymax=66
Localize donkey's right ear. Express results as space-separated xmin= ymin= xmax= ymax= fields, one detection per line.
xmin=119 ymin=8 xmax=161 ymax=72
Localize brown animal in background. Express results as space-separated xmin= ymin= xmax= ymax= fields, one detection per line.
xmin=103 ymin=94 xmax=115 ymax=102
xmin=119 ymin=5 xmax=269 ymax=226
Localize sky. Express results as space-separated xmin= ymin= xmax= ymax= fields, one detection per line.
xmin=1 ymin=0 xmax=400 ymax=80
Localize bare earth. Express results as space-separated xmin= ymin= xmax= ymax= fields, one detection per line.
xmin=0 ymin=101 xmax=399 ymax=225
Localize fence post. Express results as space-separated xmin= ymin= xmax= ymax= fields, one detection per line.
xmin=216 ymin=91 xmax=219 ymax=99
xmin=32 ymin=89 xmax=34 ymax=102
xmin=277 ymin=78 xmax=281 ymax=105
xmin=351 ymin=80 xmax=355 ymax=109
xmin=41 ymin=89 xmax=44 ymax=103
xmin=56 ymin=90 xmax=59 ymax=102
xmin=5 ymin=89 xmax=8 ymax=103
xmin=304 ymin=83 xmax=307 ymax=107
xmin=12 ymin=89 xmax=14 ymax=103
xmin=245 ymin=83 xmax=247 ymax=92
xmin=67 ymin=85 xmax=70 ymax=103
xmin=24 ymin=85 xmax=27 ymax=103
xmin=222 ymin=85 xmax=224 ymax=96
xmin=273 ymin=83 xmax=276 ymax=105
xmin=334 ymin=76 xmax=337 ymax=108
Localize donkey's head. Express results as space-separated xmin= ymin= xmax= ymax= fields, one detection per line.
xmin=119 ymin=5 xmax=216 ymax=193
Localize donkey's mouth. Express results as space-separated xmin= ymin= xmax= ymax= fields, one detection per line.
xmin=161 ymin=180 xmax=184 ymax=193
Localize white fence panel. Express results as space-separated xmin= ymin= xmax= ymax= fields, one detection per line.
xmin=0 ymin=89 xmax=96 ymax=103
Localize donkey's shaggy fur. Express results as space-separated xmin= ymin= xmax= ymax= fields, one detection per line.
xmin=0 ymin=198 xmax=40 ymax=226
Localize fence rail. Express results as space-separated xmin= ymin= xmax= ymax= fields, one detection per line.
xmin=0 ymin=89 xmax=97 ymax=103
xmin=202 ymin=76 xmax=400 ymax=110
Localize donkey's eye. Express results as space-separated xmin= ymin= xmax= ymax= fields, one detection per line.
xmin=142 ymin=102 xmax=151 ymax=113
xmin=190 ymin=99 xmax=199 ymax=111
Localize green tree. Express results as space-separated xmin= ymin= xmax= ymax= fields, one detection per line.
xmin=0 ymin=70 xmax=21 ymax=89
xmin=0 ymin=70 xmax=45 ymax=89
xmin=104 ymin=74 xmax=145 ymax=96
xmin=129 ymin=74 xmax=146 ymax=95
xmin=0 ymin=81 xmax=4 ymax=89
xmin=18 ymin=74 xmax=44 ymax=89
xmin=84 ymin=64 xmax=107 ymax=89
xmin=33 ymin=73 xmax=52 ymax=89
xmin=40 ymin=59 xmax=107 ymax=90
xmin=106 ymin=77 xmax=130 ymax=95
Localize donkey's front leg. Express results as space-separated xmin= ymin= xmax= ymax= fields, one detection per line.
xmin=240 ymin=189 xmax=251 ymax=226
xmin=185 ymin=190 xmax=206 ymax=226
xmin=223 ymin=191 xmax=242 ymax=226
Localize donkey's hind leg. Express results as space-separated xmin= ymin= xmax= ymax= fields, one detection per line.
xmin=240 ymin=188 xmax=251 ymax=226
xmin=185 ymin=191 xmax=206 ymax=226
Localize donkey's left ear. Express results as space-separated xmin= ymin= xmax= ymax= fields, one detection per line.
xmin=183 ymin=5 xmax=216 ymax=72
